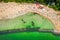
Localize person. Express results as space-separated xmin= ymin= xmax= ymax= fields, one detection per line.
xmin=35 ymin=2 xmax=44 ymax=9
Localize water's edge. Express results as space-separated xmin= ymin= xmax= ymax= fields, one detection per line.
xmin=0 ymin=28 xmax=60 ymax=36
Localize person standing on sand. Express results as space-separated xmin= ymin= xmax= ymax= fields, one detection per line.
xmin=35 ymin=2 xmax=44 ymax=9
xmin=35 ymin=2 xmax=46 ymax=13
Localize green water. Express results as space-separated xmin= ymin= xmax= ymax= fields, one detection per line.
xmin=0 ymin=12 xmax=58 ymax=40
xmin=0 ymin=32 xmax=60 ymax=40
xmin=0 ymin=12 xmax=54 ymax=31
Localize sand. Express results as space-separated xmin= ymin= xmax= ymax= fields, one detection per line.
xmin=0 ymin=2 xmax=60 ymax=33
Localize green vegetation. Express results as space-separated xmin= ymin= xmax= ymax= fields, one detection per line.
xmin=0 ymin=0 xmax=60 ymax=10
xmin=0 ymin=12 xmax=54 ymax=31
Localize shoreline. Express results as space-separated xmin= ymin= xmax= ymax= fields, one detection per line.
xmin=0 ymin=2 xmax=60 ymax=34
xmin=0 ymin=28 xmax=60 ymax=36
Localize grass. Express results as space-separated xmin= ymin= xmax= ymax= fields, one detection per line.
xmin=0 ymin=12 xmax=54 ymax=31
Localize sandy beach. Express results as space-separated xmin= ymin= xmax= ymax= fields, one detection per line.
xmin=0 ymin=2 xmax=60 ymax=33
